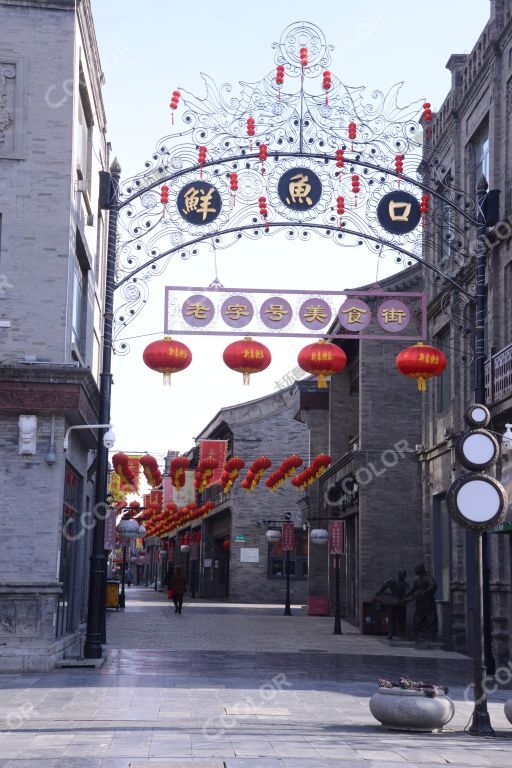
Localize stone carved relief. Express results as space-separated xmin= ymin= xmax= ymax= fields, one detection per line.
xmin=0 ymin=598 xmax=40 ymax=637
xmin=0 ymin=63 xmax=15 ymax=149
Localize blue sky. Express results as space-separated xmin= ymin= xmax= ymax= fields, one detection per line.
xmin=90 ymin=1 xmax=489 ymax=458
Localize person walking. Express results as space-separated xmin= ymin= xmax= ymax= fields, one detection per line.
xmin=126 ymin=565 xmax=133 ymax=588
xmin=170 ymin=565 xmax=187 ymax=614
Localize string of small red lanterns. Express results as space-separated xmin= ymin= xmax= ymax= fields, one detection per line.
xmin=291 ymin=453 xmax=332 ymax=491
xmin=220 ymin=456 xmax=246 ymax=492
xmin=139 ymin=454 xmax=163 ymax=488
xmin=170 ymin=456 xmax=190 ymax=489
xmin=241 ymin=456 xmax=272 ymax=491
xmin=194 ymin=457 xmax=219 ymax=492
xmin=111 ymin=452 xmax=137 ymax=488
xmin=169 ymin=89 xmax=180 ymax=124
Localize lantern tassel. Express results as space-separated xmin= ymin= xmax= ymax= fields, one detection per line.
xmin=417 ymin=376 xmax=426 ymax=392
xmin=163 ymin=373 xmax=172 ymax=386
xmin=317 ymin=374 xmax=327 ymax=389
xmin=243 ymin=372 xmax=250 ymax=385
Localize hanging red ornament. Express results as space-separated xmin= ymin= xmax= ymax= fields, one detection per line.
xmin=198 ymin=145 xmax=207 ymax=178
xmin=229 ymin=172 xmax=238 ymax=205
xmin=223 ymin=337 xmax=271 ymax=385
xmin=322 ymin=70 xmax=332 ymax=103
xmin=170 ymin=456 xmax=190 ymax=489
xmin=422 ymin=101 xmax=433 ymax=138
xmin=143 ymin=337 xmax=192 ymax=385
xmin=348 ymin=121 xmax=357 ymax=142
xmin=335 ymin=149 xmax=344 ymax=169
xmin=336 ymin=195 xmax=345 ymax=228
xmin=259 ymin=143 xmax=268 ymax=174
xmin=396 ymin=342 xmax=447 ymax=392
xmin=299 ymin=46 xmax=309 ymax=67
xmin=169 ymin=89 xmax=180 ymax=124
xmin=351 ymin=174 xmax=360 ymax=205
xmin=276 ymin=64 xmax=285 ymax=85
xmin=258 ymin=195 xmax=268 ymax=220
xmin=297 ymin=339 xmax=347 ymax=388
xmin=420 ymin=194 xmax=430 ymax=226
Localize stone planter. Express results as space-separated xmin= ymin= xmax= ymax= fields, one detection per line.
xmin=369 ymin=687 xmax=455 ymax=732
xmin=505 ymin=699 xmax=512 ymax=725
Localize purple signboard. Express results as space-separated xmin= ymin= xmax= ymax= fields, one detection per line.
xmin=376 ymin=299 xmax=411 ymax=332
xmin=298 ymin=298 xmax=332 ymax=330
xmin=182 ymin=294 xmax=215 ymax=327
xmin=221 ymin=295 xmax=254 ymax=328
xmin=260 ymin=296 xmax=293 ymax=329
xmin=338 ymin=298 xmax=372 ymax=331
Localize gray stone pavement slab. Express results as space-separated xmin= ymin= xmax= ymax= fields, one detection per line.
xmin=0 ymin=588 xmax=510 ymax=767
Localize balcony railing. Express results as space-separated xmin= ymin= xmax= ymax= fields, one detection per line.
xmin=485 ymin=342 xmax=512 ymax=404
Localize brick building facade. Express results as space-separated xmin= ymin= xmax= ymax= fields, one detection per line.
xmin=421 ymin=0 xmax=512 ymax=661
xmin=0 ymin=0 xmax=109 ymax=670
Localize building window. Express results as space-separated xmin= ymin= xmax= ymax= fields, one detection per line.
xmin=267 ymin=529 xmax=308 ymax=579
xmin=432 ymin=494 xmax=451 ymax=603
xmin=75 ymin=71 xmax=93 ymax=187
xmin=56 ymin=464 xmax=83 ymax=638
xmin=474 ymin=129 xmax=490 ymax=189
xmin=72 ymin=231 xmax=90 ymax=360
xmin=436 ymin=325 xmax=451 ymax=412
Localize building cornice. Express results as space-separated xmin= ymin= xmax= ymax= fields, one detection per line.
xmin=0 ymin=0 xmax=76 ymax=8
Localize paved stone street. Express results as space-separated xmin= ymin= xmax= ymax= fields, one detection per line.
xmin=0 ymin=587 xmax=511 ymax=767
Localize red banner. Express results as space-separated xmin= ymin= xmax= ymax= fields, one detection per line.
xmin=149 ymin=489 xmax=163 ymax=507
xmin=329 ymin=521 xmax=345 ymax=555
xmin=282 ymin=522 xmax=295 ymax=552
xmin=120 ymin=454 xmax=141 ymax=494
xmin=103 ymin=504 xmax=117 ymax=550
xmin=199 ymin=440 xmax=227 ymax=486
xmin=162 ymin=477 xmax=174 ymax=506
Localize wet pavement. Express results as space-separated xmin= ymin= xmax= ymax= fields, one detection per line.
xmin=0 ymin=586 xmax=510 ymax=767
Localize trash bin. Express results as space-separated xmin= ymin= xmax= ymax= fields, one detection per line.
xmin=106 ymin=579 xmax=120 ymax=610
xmin=308 ymin=596 xmax=329 ymax=615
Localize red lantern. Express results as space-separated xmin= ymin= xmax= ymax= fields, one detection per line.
xmin=198 ymin=145 xmax=207 ymax=177
xmin=143 ymin=337 xmax=192 ymax=385
xmin=160 ymin=185 xmax=169 ymax=204
xmin=223 ymin=337 xmax=271 ymax=385
xmin=297 ymin=340 xmax=347 ymax=388
xmin=396 ymin=342 xmax=447 ymax=392
xmin=170 ymin=456 xmax=190 ymax=489
xmin=348 ymin=121 xmax=357 ymax=140
xmin=299 ymin=46 xmax=309 ymax=67
xmin=169 ymin=89 xmax=180 ymax=124
xmin=335 ymin=149 xmax=344 ymax=168
xmin=276 ymin=64 xmax=285 ymax=85
xmin=322 ymin=70 xmax=332 ymax=103
xmin=420 ymin=194 xmax=430 ymax=226
xmin=258 ymin=196 xmax=268 ymax=219
xmin=259 ymin=143 xmax=268 ymax=174
xmin=336 ymin=196 xmax=345 ymax=215
xmin=247 ymin=117 xmax=255 ymax=137
xmin=222 ymin=538 xmax=230 ymax=551
xmin=395 ymin=154 xmax=404 ymax=175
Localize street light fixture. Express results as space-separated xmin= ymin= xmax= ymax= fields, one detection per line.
xmin=63 ymin=423 xmax=115 ymax=452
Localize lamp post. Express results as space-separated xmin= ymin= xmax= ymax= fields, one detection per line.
xmin=84 ymin=159 xmax=121 ymax=659
xmin=116 ymin=518 xmax=141 ymax=608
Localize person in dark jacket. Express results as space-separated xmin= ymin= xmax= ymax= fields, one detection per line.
xmin=170 ymin=565 xmax=187 ymax=614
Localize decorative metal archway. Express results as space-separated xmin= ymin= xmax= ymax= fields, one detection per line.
xmin=110 ymin=21 xmax=478 ymax=354
xmin=85 ymin=20 xmax=484 ymax=664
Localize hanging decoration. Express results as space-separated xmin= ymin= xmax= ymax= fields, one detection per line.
xmin=299 ymin=46 xmax=309 ymax=67
xmin=170 ymin=456 xmax=190 ymax=489
xmin=112 ymin=452 xmax=137 ymax=488
xmin=259 ymin=143 xmax=268 ymax=174
xmin=169 ymin=89 xmax=180 ymax=124
xmin=422 ymin=101 xmax=432 ymax=138
xmin=222 ymin=538 xmax=231 ymax=551
xmin=396 ymin=342 xmax=447 ymax=392
xmin=139 ymin=454 xmax=163 ymax=488
xmin=291 ymin=453 xmax=332 ymax=491
xmin=336 ymin=195 xmax=345 ymax=228
xmin=198 ymin=145 xmax=207 ymax=178
xmin=335 ymin=148 xmax=344 ymax=168
xmin=160 ymin=185 xmax=169 ymax=219
xmin=351 ymin=173 xmax=360 ymax=205
xmin=247 ymin=117 xmax=255 ymax=150
xmin=275 ymin=64 xmax=284 ymax=98
xmin=266 ymin=454 xmax=303 ymax=491
xmin=297 ymin=339 xmax=347 ymax=388
xmin=420 ymin=194 xmax=430 ymax=227
xmin=195 ymin=457 xmax=219 ymax=492
xmin=223 ymin=337 xmax=271 ymax=384
xmin=143 ymin=337 xmax=192 ymax=385
xmin=220 ymin=456 xmax=246 ymax=492
xmin=241 ymin=456 xmax=272 ymax=491
xmin=229 ymin=172 xmax=238 ymax=204
xmin=322 ymin=70 xmax=332 ymax=104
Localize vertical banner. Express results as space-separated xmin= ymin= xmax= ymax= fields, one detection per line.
xmin=199 ymin=440 xmax=227 ymax=486
xmin=162 ymin=476 xmax=174 ymax=506
xmin=120 ymin=454 xmax=141 ymax=494
xmin=149 ymin=489 xmax=163 ymax=507
xmin=281 ymin=522 xmax=296 ymax=552
xmin=329 ymin=521 xmax=345 ymax=555
xmin=109 ymin=472 xmax=124 ymax=501
xmin=103 ymin=505 xmax=117 ymax=550
xmin=174 ymin=469 xmax=196 ymax=506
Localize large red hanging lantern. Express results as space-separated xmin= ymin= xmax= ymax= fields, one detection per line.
xmin=143 ymin=337 xmax=192 ymax=385
xmin=297 ymin=340 xmax=347 ymax=388
xmin=396 ymin=342 xmax=447 ymax=391
xmin=223 ymin=337 xmax=271 ymax=385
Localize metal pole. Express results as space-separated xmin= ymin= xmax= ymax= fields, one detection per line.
xmin=284 ymin=550 xmax=291 ymax=616
xmin=119 ymin=542 xmax=126 ymax=609
xmin=468 ymin=176 xmax=494 ymax=736
xmin=333 ymin=553 xmax=342 ymax=635
xmin=84 ymin=158 xmax=121 ymax=659
xmin=154 ymin=550 xmax=158 ymax=591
